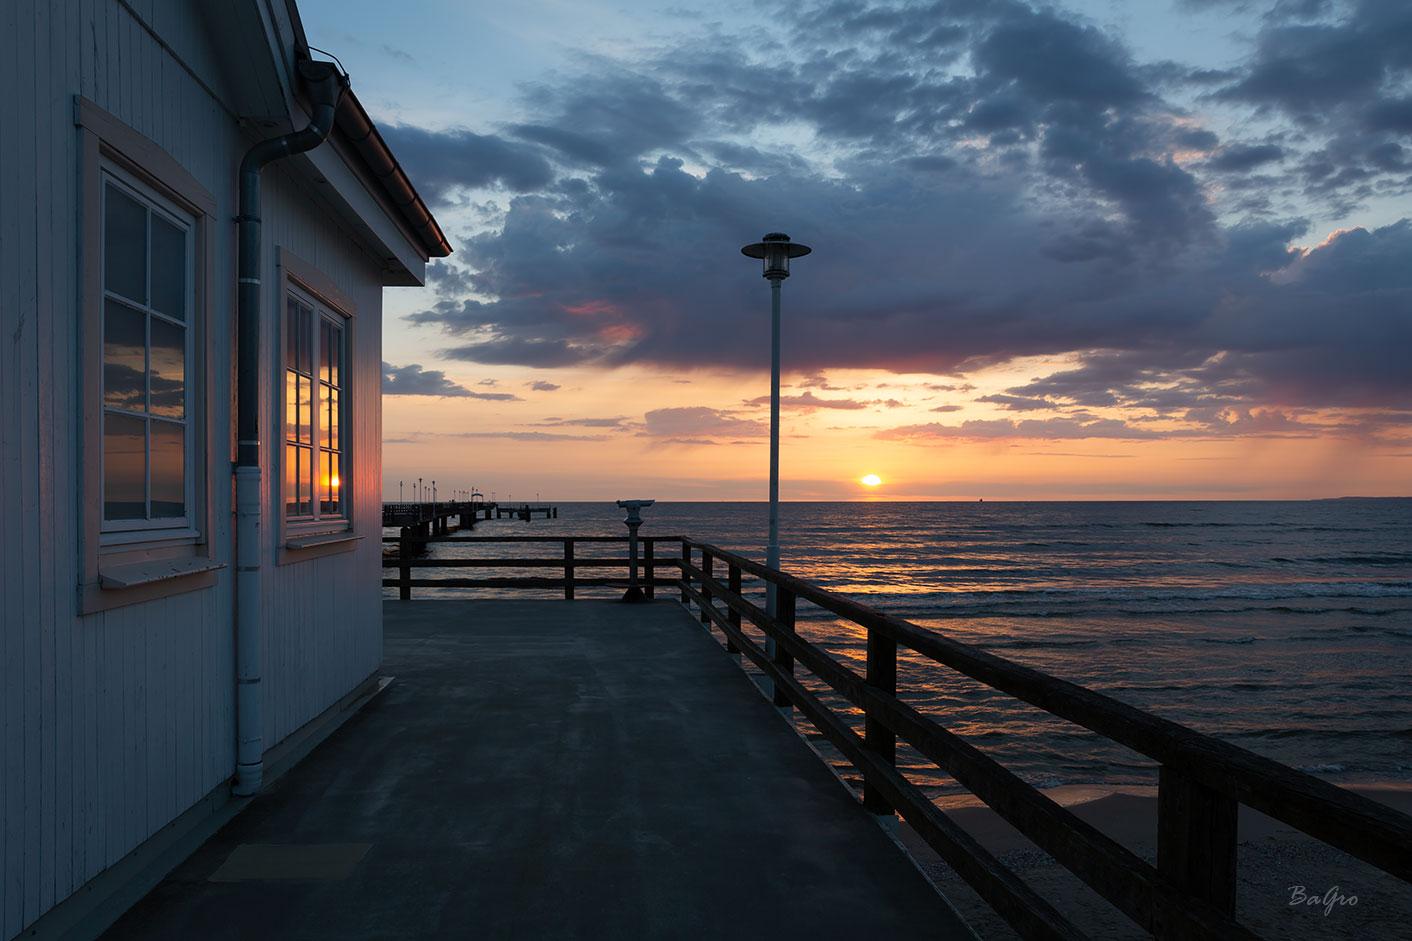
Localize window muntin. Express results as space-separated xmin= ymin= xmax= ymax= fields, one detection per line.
xmin=285 ymin=289 xmax=346 ymax=526
xmin=100 ymin=170 xmax=192 ymax=530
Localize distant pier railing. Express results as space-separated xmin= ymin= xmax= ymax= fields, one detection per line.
xmin=380 ymin=533 xmax=1412 ymax=941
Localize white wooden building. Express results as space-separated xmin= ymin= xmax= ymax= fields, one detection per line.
xmin=0 ymin=2 xmax=449 ymax=935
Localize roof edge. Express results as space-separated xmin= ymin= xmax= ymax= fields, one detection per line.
xmin=281 ymin=0 xmax=451 ymax=260
xmin=333 ymin=90 xmax=453 ymax=260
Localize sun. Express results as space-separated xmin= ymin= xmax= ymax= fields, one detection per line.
xmin=860 ymin=474 xmax=882 ymax=487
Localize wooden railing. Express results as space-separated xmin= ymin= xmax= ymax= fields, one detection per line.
xmin=381 ymin=533 xmax=1412 ymax=940
xmin=381 ymin=534 xmax=687 ymax=600
xmin=677 ymin=538 xmax=1412 ymax=941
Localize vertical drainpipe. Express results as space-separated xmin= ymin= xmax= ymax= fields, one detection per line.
xmin=234 ymin=59 xmax=347 ymax=797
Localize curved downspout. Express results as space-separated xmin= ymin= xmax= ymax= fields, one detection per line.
xmin=234 ymin=59 xmax=348 ymax=797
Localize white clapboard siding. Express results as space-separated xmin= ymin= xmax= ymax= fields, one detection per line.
xmin=258 ymin=164 xmax=385 ymax=746
xmin=1 ymin=1 xmax=406 ymax=935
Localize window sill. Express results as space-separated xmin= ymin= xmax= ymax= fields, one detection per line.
xmin=99 ymin=556 xmax=226 ymax=588
xmin=81 ymin=556 xmax=225 ymax=614
xmin=286 ymin=531 xmax=362 ymax=550
xmin=278 ymin=531 xmax=362 ymax=565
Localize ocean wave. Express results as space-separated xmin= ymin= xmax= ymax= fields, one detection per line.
xmin=812 ymin=583 xmax=1412 ymax=621
xmin=1306 ymin=553 xmax=1412 ymax=566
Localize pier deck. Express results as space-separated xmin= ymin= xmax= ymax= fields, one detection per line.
xmin=103 ymin=600 xmax=971 ymax=939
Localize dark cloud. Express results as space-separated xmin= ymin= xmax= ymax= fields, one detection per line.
xmin=1210 ymin=0 xmax=1412 ymax=212
xmin=379 ymin=125 xmax=554 ymax=205
xmin=528 ymin=380 xmax=561 ymax=391
xmin=382 ymin=362 xmax=521 ymax=400
xmin=1205 ymin=143 xmax=1286 ymax=172
xmin=976 ymin=393 xmax=1062 ymax=411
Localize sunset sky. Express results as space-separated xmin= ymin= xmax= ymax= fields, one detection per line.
xmin=299 ymin=0 xmax=1411 ymax=502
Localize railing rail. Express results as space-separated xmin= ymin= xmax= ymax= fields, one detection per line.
xmin=676 ymin=537 xmax=1412 ymax=941
xmin=381 ymin=534 xmax=690 ymax=600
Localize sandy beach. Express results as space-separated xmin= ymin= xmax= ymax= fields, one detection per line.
xmin=898 ymin=784 xmax=1412 ymax=939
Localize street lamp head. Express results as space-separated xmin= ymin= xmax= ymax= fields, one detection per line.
xmin=741 ymin=232 xmax=811 ymax=280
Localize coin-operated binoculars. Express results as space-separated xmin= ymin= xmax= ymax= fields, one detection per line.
xmin=616 ymin=499 xmax=655 ymax=602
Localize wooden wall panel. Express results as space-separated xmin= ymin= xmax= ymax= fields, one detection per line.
xmin=257 ymin=165 xmax=386 ymax=748
xmin=1 ymin=1 xmax=418 ymax=933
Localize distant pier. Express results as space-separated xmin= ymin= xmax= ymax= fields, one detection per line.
xmin=381 ymin=501 xmax=558 ymax=536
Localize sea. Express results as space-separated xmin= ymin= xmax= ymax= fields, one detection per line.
xmin=385 ymin=498 xmax=1412 ymax=795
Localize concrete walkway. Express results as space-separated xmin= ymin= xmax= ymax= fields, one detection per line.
xmin=103 ymin=600 xmax=973 ymax=940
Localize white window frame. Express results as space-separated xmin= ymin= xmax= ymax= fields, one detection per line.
xmin=277 ymin=248 xmax=359 ymax=562
xmin=76 ymin=97 xmax=221 ymax=613
xmin=98 ymin=166 xmax=196 ymax=536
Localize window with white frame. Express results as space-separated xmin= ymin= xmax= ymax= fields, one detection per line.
xmin=100 ymin=168 xmax=193 ymax=531
xmin=284 ymin=287 xmax=347 ymax=528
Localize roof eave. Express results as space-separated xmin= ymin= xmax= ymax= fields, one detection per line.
xmin=333 ymin=90 xmax=452 ymax=260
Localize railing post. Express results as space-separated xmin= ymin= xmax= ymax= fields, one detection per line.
xmin=398 ymin=526 xmax=412 ymax=601
xmin=864 ymin=625 xmax=898 ymax=814
xmin=644 ymin=538 xmax=655 ymax=599
xmin=725 ymin=563 xmax=741 ymax=654
xmin=1157 ymin=764 xmax=1238 ymax=922
xmin=700 ymin=550 xmax=713 ymax=624
xmin=680 ymin=541 xmax=689 ymax=604
xmin=771 ymin=587 xmax=795 ymax=708
xmin=564 ymin=539 xmax=575 ymax=600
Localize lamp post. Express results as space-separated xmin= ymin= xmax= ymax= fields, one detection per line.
xmin=740 ymin=233 xmax=811 ymax=625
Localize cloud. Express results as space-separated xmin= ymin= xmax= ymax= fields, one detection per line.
xmin=382 ymin=362 xmax=522 ymax=400
xmin=877 ymin=417 xmax=1169 ymax=442
xmin=529 ymin=417 xmax=628 ymax=428
xmin=388 ymin=0 xmax=1409 ymax=435
xmin=640 ymin=406 xmax=767 ymax=438
xmin=741 ymin=390 xmax=871 ymax=410
xmin=378 ymin=125 xmax=555 ymax=206
xmin=528 ymin=380 xmax=561 ymax=391
xmin=437 ymin=431 xmax=607 ymax=441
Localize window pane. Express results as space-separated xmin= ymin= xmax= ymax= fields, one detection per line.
xmin=328 ymin=451 xmax=341 ymax=516
xmin=285 ymin=443 xmax=299 ymax=516
xmin=327 ymin=387 xmax=339 ymax=451
xmin=297 ymin=446 xmax=312 ymax=515
xmin=321 ymin=450 xmax=332 ymax=515
xmin=103 ymin=299 xmax=147 ymax=412
xmin=104 ymin=413 xmax=146 ymax=520
xmin=286 ymin=297 xmax=299 ymax=370
xmin=298 ymin=376 xmax=311 ymax=444
xmin=150 ymin=420 xmax=185 ymax=518
xmin=320 ymin=319 xmax=332 ymax=384
xmin=285 ymin=370 xmax=297 ymax=442
xmin=319 ymin=383 xmax=330 ymax=450
xmin=150 ymin=215 xmax=185 ymax=320
xmin=329 ymin=320 xmax=343 ymax=388
xmin=104 ymin=183 xmax=147 ymax=302
xmin=298 ymin=305 xmax=313 ymax=375
xmin=149 ymin=317 xmax=185 ymax=419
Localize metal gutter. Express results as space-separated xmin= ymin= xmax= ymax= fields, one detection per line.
xmin=233 ymin=57 xmax=348 ymax=798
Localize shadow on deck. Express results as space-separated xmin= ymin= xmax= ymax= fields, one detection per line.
xmin=102 ymin=600 xmax=972 ymax=939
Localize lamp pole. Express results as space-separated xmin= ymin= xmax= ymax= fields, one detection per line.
xmin=740 ymin=233 xmax=811 ymax=625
